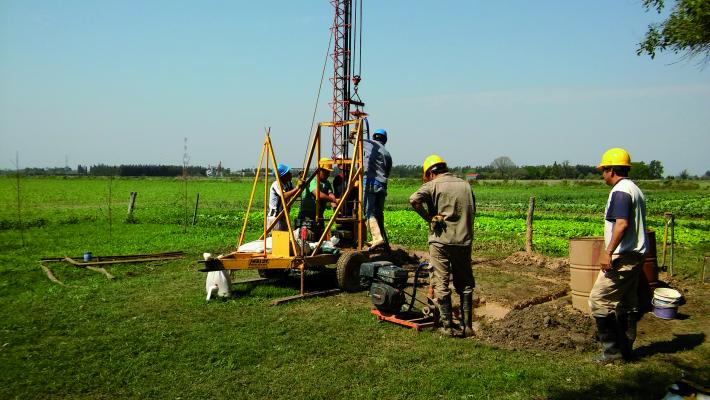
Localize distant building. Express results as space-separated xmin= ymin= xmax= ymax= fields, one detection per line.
xmin=206 ymin=161 xmax=224 ymax=177
xmin=466 ymin=172 xmax=480 ymax=181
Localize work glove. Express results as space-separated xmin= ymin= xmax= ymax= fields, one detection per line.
xmin=296 ymin=179 xmax=306 ymax=190
xmin=430 ymin=214 xmax=445 ymax=233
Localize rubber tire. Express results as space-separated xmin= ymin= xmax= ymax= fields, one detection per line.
xmin=336 ymin=251 xmax=367 ymax=292
xmin=258 ymin=269 xmax=288 ymax=280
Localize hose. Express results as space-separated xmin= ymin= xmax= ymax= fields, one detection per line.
xmin=406 ymin=261 xmax=429 ymax=312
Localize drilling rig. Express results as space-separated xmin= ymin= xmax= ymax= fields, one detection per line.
xmin=201 ymin=0 xmax=375 ymax=298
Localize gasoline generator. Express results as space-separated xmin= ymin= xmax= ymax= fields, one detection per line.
xmin=359 ymin=261 xmax=409 ymax=313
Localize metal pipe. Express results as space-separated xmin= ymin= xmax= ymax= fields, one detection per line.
xmin=237 ymin=138 xmax=267 ymax=248
xmin=266 ymin=135 xmax=299 ymax=255
xmin=263 ymin=130 xmax=269 ymax=257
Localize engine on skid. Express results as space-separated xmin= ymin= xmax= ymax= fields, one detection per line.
xmin=359 ymin=261 xmax=409 ymax=313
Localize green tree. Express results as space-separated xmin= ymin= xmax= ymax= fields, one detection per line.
xmin=630 ymin=161 xmax=651 ymax=179
xmin=490 ymin=156 xmax=517 ymax=179
xmin=637 ymin=0 xmax=710 ymax=63
xmin=648 ymin=160 xmax=664 ymax=179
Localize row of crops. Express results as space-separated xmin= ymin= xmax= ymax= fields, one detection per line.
xmin=1 ymin=177 xmax=708 ymax=257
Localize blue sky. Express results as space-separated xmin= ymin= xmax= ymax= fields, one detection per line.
xmin=1 ymin=1 xmax=708 ymax=176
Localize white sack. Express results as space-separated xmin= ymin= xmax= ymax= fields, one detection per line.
xmin=204 ymin=253 xmax=231 ymax=300
xmin=237 ymin=238 xmax=272 ymax=253
xmin=205 ymin=270 xmax=231 ymax=300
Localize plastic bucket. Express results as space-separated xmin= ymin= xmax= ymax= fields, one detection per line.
xmin=569 ymin=237 xmax=604 ymax=314
xmin=83 ymin=252 xmax=92 ymax=262
xmin=652 ymin=297 xmax=676 ymax=307
xmin=653 ymin=288 xmax=682 ymax=305
xmin=652 ymin=303 xmax=678 ymax=320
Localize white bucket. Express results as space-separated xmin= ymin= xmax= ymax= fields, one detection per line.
xmin=653 ymin=288 xmax=682 ymax=305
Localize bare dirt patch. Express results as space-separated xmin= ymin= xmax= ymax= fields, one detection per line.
xmin=465 ymin=254 xmax=601 ymax=352
xmin=476 ymin=297 xmax=597 ymax=352
xmin=472 ymin=255 xmax=708 ymax=356
xmin=373 ymin=248 xmax=708 ymax=357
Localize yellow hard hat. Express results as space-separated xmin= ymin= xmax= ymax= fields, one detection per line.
xmin=597 ymin=148 xmax=631 ymax=170
xmin=422 ymin=154 xmax=446 ymax=179
xmin=318 ymin=157 xmax=334 ymax=172
xmin=423 ymin=155 xmax=446 ymax=173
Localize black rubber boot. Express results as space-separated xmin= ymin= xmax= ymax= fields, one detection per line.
xmin=378 ymin=217 xmax=391 ymax=253
xmin=437 ymin=296 xmax=462 ymax=338
xmin=460 ymin=292 xmax=474 ymax=338
xmin=618 ymin=312 xmax=638 ymax=361
xmin=593 ymin=315 xmax=623 ymax=364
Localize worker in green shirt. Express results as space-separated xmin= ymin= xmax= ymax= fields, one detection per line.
xmin=297 ymin=157 xmax=338 ymax=240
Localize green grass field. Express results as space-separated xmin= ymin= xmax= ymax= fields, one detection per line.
xmin=1 ymin=176 xmax=708 ymax=399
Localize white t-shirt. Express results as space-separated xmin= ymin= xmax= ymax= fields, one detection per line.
xmin=268 ymin=180 xmax=294 ymax=217
xmin=604 ymin=178 xmax=647 ymax=255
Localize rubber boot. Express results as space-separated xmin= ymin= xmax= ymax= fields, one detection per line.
xmin=460 ymin=292 xmax=474 ymax=337
xmin=437 ymin=296 xmax=462 ymax=338
xmin=618 ymin=312 xmax=638 ymax=361
xmin=377 ymin=216 xmax=391 ymax=252
xmin=592 ymin=315 xmax=623 ymax=364
xmin=367 ymin=217 xmax=386 ymax=250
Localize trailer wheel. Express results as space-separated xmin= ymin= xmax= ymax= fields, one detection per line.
xmin=336 ymin=251 xmax=366 ymax=292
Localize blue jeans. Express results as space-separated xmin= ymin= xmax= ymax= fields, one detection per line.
xmin=363 ymin=190 xmax=386 ymax=220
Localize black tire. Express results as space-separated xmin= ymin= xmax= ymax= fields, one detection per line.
xmin=336 ymin=251 xmax=367 ymax=292
xmin=258 ymin=269 xmax=288 ymax=280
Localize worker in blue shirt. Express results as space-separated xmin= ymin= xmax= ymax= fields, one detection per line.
xmin=363 ymin=129 xmax=392 ymax=250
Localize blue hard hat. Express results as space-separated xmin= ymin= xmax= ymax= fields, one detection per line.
xmin=374 ymin=129 xmax=387 ymax=138
xmin=276 ymin=163 xmax=291 ymax=177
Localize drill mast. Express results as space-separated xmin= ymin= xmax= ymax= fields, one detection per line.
xmin=330 ymin=0 xmax=364 ymax=160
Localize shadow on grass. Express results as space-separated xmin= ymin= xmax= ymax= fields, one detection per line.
xmin=544 ymin=333 xmax=706 ymax=400
xmin=545 ymin=368 xmax=677 ymax=400
xmin=229 ymin=268 xmax=343 ymax=300
xmin=635 ymin=332 xmax=706 ymax=359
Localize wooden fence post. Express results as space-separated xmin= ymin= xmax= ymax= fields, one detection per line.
xmin=192 ymin=193 xmax=200 ymax=225
xmin=669 ymin=214 xmax=675 ymax=276
xmin=661 ymin=213 xmax=670 ymax=268
xmin=525 ymin=196 xmax=535 ymax=254
xmin=127 ymin=192 xmax=138 ymax=215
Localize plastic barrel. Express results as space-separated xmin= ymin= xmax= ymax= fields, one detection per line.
xmin=569 ymin=237 xmax=604 ymax=314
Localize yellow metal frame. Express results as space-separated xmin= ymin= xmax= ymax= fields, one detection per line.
xmin=216 ymin=118 xmax=367 ymax=272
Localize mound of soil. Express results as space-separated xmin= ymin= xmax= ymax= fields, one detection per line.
xmin=477 ymin=298 xmax=597 ymax=353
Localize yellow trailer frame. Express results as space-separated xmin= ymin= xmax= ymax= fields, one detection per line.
xmin=202 ymin=117 xmax=371 ymax=294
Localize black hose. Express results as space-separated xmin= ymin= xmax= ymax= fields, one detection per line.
xmin=407 ymin=261 xmax=428 ymax=312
